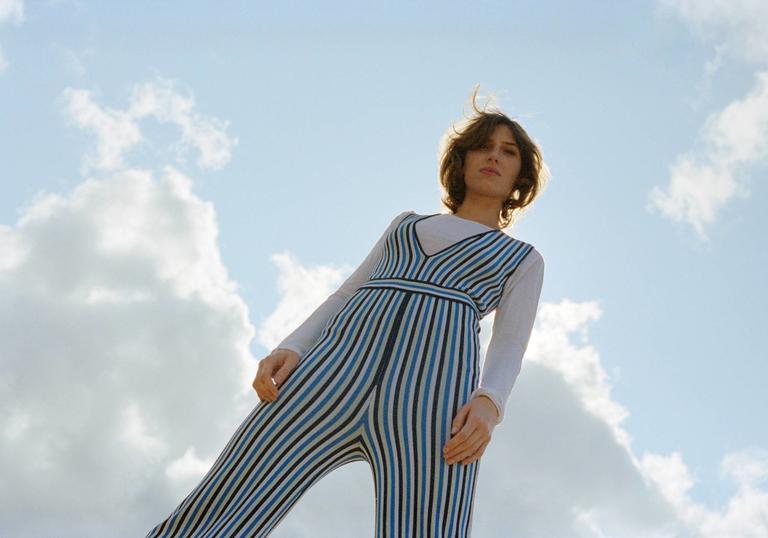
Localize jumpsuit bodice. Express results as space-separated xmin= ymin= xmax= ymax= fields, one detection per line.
xmin=360 ymin=211 xmax=535 ymax=320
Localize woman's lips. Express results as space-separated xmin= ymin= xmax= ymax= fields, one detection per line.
xmin=480 ymin=168 xmax=500 ymax=176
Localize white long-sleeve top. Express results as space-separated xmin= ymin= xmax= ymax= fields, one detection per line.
xmin=273 ymin=210 xmax=545 ymax=425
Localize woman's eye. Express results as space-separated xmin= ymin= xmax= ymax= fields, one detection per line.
xmin=477 ymin=143 xmax=514 ymax=155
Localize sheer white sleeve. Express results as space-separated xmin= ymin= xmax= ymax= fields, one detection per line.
xmin=272 ymin=210 xmax=414 ymax=361
xmin=470 ymin=249 xmax=545 ymax=425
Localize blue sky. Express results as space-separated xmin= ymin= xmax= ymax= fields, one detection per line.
xmin=1 ymin=1 xmax=767 ymax=536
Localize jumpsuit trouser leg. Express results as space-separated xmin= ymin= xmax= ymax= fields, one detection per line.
xmin=144 ymin=285 xmax=482 ymax=538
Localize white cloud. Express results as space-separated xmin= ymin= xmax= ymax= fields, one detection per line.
xmin=61 ymin=88 xmax=144 ymax=173
xmin=649 ymin=0 xmax=768 ymax=240
xmin=61 ymin=77 xmax=239 ymax=175
xmin=165 ymin=446 xmax=216 ymax=485
xmin=127 ymin=79 xmax=238 ymax=171
xmin=647 ymin=71 xmax=768 ymax=240
xmin=640 ymin=448 xmax=768 ymax=537
xmin=258 ymin=250 xmax=356 ymax=350
xmin=0 ymin=165 xmax=259 ymax=536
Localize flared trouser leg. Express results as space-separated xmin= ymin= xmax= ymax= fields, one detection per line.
xmin=361 ymin=290 xmax=482 ymax=538
xmin=144 ymin=288 xmax=482 ymax=537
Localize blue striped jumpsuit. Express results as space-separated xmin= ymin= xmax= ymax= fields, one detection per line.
xmin=145 ymin=212 xmax=535 ymax=538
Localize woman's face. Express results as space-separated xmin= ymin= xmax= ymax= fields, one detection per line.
xmin=462 ymin=124 xmax=521 ymax=201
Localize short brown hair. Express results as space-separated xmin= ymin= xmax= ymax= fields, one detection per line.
xmin=438 ymin=85 xmax=550 ymax=229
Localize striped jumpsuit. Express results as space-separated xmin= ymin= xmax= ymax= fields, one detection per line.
xmin=145 ymin=212 xmax=536 ymax=538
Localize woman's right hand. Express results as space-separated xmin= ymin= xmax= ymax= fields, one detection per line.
xmin=253 ymin=348 xmax=300 ymax=402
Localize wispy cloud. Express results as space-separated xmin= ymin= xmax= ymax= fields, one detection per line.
xmin=648 ymin=0 xmax=768 ymax=240
xmin=60 ymin=76 xmax=239 ymax=175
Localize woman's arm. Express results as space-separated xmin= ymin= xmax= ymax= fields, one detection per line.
xmin=272 ymin=210 xmax=414 ymax=361
xmin=469 ymin=248 xmax=545 ymax=425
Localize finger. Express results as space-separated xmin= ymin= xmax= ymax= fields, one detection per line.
xmin=447 ymin=436 xmax=484 ymax=464
xmin=254 ymin=376 xmax=271 ymax=394
xmin=254 ymin=367 xmax=267 ymax=389
xmin=447 ymin=427 xmax=485 ymax=458
xmin=446 ymin=411 xmax=471 ymax=444
xmin=269 ymin=354 xmax=284 ymax=372
xmin=445 ymin=441 xmax=478 ymax=465
xmin=444 ymin=424 xmax=478 ymax=460
xmin=460 ymin=444 xmax=486 ymax=465
xmin=254 ymin=375 xmax=277 ymax=400
xmin=444 ymin=419 xmax=477 ymax=449
xmin=252 ymin=378 xmax=263 ymax=395
xmin=444 ymin=431 xmax=470 ymax=457
xmin=273 ymin=364 xmax=292 ymax=387
xmin=450 ymin=404 xmax=470 ymax=435
xmin=443 ymin=424 xmax=480 ymax=458
xmin=259 ymin=356 xmax=278 ymax=373
xmin=256 ymin=366 xmax=277 ymax=392
xmin=265 ymin=380 xmax=278 ymax=399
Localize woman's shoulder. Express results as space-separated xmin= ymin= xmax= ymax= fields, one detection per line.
xmin=528 ymin=246 xmax=545 ymax=269
xmin=519 ymin=245 xmax=545 ymax=276
xmin=519 ymin=241 xmax=544 ymax=266
xmin=500 ymin=243 xmax=545 ymax=293
xmin=391 ymin=209 xmax=417 ymax=224
xmin=500 ymin=232 xmax=544 ymax=269
xmin=378 ymin=210 xmax=417 ymax=234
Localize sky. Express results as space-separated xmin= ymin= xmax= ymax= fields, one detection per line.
xmin=1 ymin=0 xmax=767 ymax=536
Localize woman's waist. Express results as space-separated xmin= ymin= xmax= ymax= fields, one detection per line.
xmin=357 ymin=277 xmax=480 ymax=318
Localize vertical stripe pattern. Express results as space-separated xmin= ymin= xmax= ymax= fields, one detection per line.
xmin=145 ymin=212 xmax=533 ymax=537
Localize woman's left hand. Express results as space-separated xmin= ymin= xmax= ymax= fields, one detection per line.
xmin=443 ymin=395 xmax=498 ymax=465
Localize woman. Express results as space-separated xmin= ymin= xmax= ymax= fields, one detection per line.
xmin=146 ymin=88 xmax=548 ymax=537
